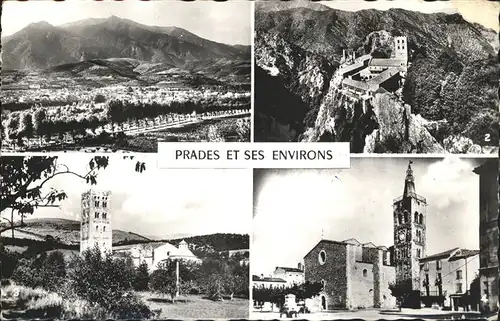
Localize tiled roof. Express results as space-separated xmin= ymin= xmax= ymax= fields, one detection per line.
xmin=252 ymin=275 xmax=287 ymax=283
xmin=419 ymin=247 xmax=479 ymax=262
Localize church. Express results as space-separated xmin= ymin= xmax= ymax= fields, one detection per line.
xmin=303 ymin=161 xmax=429 ymax=310
xmin=79 ymin=190 xmax=201 ymax=270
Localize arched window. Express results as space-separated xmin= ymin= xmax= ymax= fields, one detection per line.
xmin=398 ymin=214 xmax=403 ymax=225
xmin=95 ymin=212 xmax=99 ymax=219
xmin=95 ymin=225 xmax=99 ymax=231
xmin=102 ymin=213 xmax=107 ymax=219
xmin=419 ymin=214 xmax=424 ymax=225
xmin=363 ymin=269 xmax=368 ymax=277
xmin=103 ymin=226 xmax=106 ymax=232
xmin=321 ymin=279 xmax=326 ymax=290
xmin=414 ymin=212 xmax=419 ymax=223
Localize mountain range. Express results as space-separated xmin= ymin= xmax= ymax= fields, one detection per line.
xmin=2 ymin=16 xmax=250 ymax=72
xmin=254 ymin=3 xmax=498 ymax=151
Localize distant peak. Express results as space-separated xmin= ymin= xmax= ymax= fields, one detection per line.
xmin=27 ymin=21 xmax=54 ymax=29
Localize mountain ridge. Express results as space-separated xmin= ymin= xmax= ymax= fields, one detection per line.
xmin=2 ymin=16 xmax=250 ymax=71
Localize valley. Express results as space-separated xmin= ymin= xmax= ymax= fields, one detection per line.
xmin=1 ymin=17 xmax=251 ymax=152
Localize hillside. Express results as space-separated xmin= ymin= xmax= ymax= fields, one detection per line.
xmin=1 ymin=219 xmax=248 ymax=255
xmin=254 ymin=5 xmax=499 ymax=151
xmin=0 ymin=218 xmax=151 ymax=245
xmin=2 ymin=16 xmax=250 ymax=72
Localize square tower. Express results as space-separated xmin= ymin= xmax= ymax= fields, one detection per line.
xmin=393 ymin=161 xmax=427 ymax=306
xmin=80 ymin=190 xmax=112 ymax=254
xmin=394 ymin=36 xmax=408 ymax=63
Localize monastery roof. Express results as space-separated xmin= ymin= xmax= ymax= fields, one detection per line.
xmin=252 ymin=275 xmax=287 ymax=283
xmin=369 ymin=58 xmax=406 ymax=67
xmin=338 ymin=61 xmax=366 ymax=75
xmin=275 ymin=266 xmax=304 ymax=273
xmin=419 ymin=247 xmax=479 ymax=263
xmin=368 ymin=67 xmax=402 ymax=86
xmin=343 ymin=78 xmax=373 ymax=91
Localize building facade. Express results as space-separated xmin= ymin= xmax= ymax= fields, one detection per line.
xmin=80 ymin=190 xmax=112 ymax=254
xmin=252 ymin=275 xmax=287 ymax=289
xmin=419 ymin=248 xmax=479 ymax=310
xmin=474 ymin=159 xmax=499 ymax=313
xmin=303 ymin=238 xmax=395 ymax=310
xmin=393 ymin=161 xmax=427 ymax=307
xmin=113 ymin=240 xmax=201 ymax=271
xmin=273 ymin=266 xmax=305 ymax=286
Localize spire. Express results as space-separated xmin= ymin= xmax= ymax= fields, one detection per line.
xmin=403 ymin=160 xmax=416 ymax=197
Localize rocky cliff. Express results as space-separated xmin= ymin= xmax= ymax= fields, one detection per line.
xmin=254 ymin=4 xmax=499 ymax=151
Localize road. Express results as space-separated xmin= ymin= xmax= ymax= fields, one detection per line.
xmin=251 ymin=308 xmax=484 ymax=320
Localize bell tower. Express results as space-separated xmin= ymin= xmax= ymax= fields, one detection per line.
xmin=393 ymin=161 xmax=427 ymax=307
xmin=81 ymin=190 xmax=112 ymax=254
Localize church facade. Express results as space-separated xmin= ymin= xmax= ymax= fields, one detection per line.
xmin=303 ymin=161 xmax=428 ymax=310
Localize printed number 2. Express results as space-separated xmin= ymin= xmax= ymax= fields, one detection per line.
xmin=484 ymin=134 xmax=491 ymax=142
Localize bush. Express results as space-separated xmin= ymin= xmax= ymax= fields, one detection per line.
xmin=11 ymin=251 xmax=66 ymax=291
xmin=67 ymin=246 xmax=135 ymax=310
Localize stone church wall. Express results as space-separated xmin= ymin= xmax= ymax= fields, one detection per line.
xmin=304 ymin=241 xmax=348 ymax=309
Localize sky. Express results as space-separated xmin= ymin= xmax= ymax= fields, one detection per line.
xmin=321 ymin=0 xmax=499 ymax=31
xmin=252 ymin=156 xmax=491 ymax=275
xmin=1 ymin=155 xmax=252 ymax=239
xmin=1 ymin=0 xmax=252 ymax=45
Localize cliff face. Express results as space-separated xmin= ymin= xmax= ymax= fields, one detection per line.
xmin=301 ymin=84 xmax=444 ymax=153
xmin=254 ymin=4 xmax=499 ymax=150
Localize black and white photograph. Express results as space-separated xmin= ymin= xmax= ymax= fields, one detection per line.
xmin=254 ymin=0 xmax=499 ymax=154
xmin=0 ymin=155 xmax=251 ymax=319
xmin=1 ymin=0 xmax=251 ymax=153
xmin=251 ymin=157 xmax=498 ymax=319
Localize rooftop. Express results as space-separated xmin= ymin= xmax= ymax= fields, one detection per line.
xmin=252 ymin=275 xmax=287 ymax=283
xmin=275 ymin=266 xmax=304 ymax=273
xmin=369 ymin=58 xmax=407 ymax=68
xmin=419 ymin=247 xmax=479 ymax=263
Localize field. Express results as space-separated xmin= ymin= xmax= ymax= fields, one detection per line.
xmin=1 ymin=59 xmax=251 ymax=152
xmin=141 ymin=293 xmax=248 ymax=319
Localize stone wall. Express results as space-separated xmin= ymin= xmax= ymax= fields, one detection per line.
xmin=304 ymin=241 xmax=348 ymax=309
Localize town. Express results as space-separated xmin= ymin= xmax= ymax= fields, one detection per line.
xmin=251 ymin=158 xmax=498 ymax=320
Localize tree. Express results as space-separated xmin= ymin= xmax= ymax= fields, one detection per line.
xmin=388 ymin=279 xmax=413 ymax=311
xmin=0 ymin=156 xmax=146 ymax=234
xmin=68 ymin=246 xmax=136 ymax=310
xmin=33 ymin=108 xmax=47 ymax=144
xmin=20 ymin=112 xmax=34 ymax=145
xmin=150 ymin=260 xmax=179 ymax=302
xmin=41 ymin=251 xmax=67 ymax=291
xmin=134 ymin=261 xmax=150 ymax=291
xmin=470 ymin=274 xmax=481 ymax=310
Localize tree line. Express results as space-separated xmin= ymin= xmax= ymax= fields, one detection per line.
xmin=1 ymin=96 xmax=250 ymax=149
xmin=252 ymin=281 xmax=323 ymax=311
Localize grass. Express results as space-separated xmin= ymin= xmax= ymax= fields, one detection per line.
xmin=1 ymin=284 xmax=106 ymax=320
xmin=140 ymin=292 xmax=249 ymax=319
